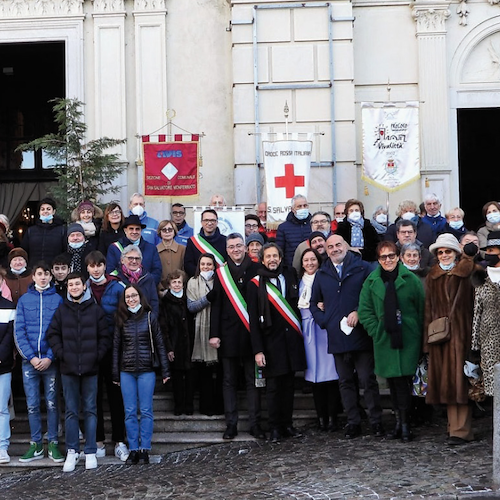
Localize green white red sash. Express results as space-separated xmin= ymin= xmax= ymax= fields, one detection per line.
xmin=251 ymin=276 xmax=302 ymax=334
xmin=191 ymin=234 xmax=225 ymax=266
xmin=217 ymin=264 xmax=249 ymax=331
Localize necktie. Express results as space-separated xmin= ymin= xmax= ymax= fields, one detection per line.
xmin=336 ymin=265 xmax=342 ymax=278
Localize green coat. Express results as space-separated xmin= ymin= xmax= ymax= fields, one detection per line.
xmin=359 ymin=263 xmax=424 ymax=378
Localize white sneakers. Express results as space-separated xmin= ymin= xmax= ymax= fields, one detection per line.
xmin=85 ymin=453 xmax=97 ymax=470
xmin=96 ymin=444 xmax=106 ymax=458
xmin=63 ymin=449 xmax=80 ymax=472
xmin=114 ymin=442 xmax=129 ymax=462
xmin=0 ymin=449 xmax=10 ymax=464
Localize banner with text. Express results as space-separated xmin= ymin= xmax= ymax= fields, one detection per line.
xmin=361 ymin=102 xmax=420 ymax=192
xmin=143 ymin=140 xmax=199 ymax=197
xmin=263 ymin=140 xmax=312 ymax=226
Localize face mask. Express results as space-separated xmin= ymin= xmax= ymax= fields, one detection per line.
xmin=40 ymin=214 xmax=54 ymax=223
xmin=89 ymin=274 xmax=106 ymax=284
xmin=132 ymin=239 xmax=140 ymax=246
xmin=11 ymin=267 xmax=27 ymax=275
xmin=439 ymin=261 xmax=456 ymax=271
xmin=375 ymin=214 xmax=387 ymax=224
xmin=295 ymin=209 xmax=309 ymax=220
xmin=128 ymin=303 xmax=142 ymax=314
xmin=170 ymin=289 xmax=184 ymax=298
xmin=35 ymin=282 xmax=51 ymax=292
xmin=403 ymin=263 xmax=420 ymax=271
xmin=69 ymin=241 xmax=84 ymax=249
xmin=486 ymin=212 xmax=500 ymax=224
xmin=201 ymin=270 xmax=214 ymax=281
xmin=335 ymin=217 xmax=344 ymax=224
xmin=449 ymin=220 xmax=464 ymax=230
xmin=348 ymin=211 xmax=362 ymax=222
xmin=484 ymin=253 xmax=500 ymax=267
xmin=69 ymin=291 xmax=85 ymax=302
xmin=131 ymin=205 xmax=145 ymax=217
xmin=321 ymin=230 xmax=330 ymax=238
xmin=401 ymin=212 xmax=416 ymax=221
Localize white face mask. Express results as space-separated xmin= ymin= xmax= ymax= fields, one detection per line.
xmin=200 ymin=270 xmax=214 ymax=281
xmin=335 ymin=217 xmax=344 ymax=223
xmin=89 ymin=274 xmax=106 ymax=284
xmin=131 ymin=205 xmax=145 ymax=217
xmin=403 ymin=262 xmax=420 ymax=271
xmin=69 ymin=241 xmax=84 ymax=249
xmin=128 ymin=303 xmax=142 ymax=314
xmin=11 ymin=267 xmax=27 ymax=275
xmin=487 ymin=212 xmax=500 ymax=224
xmin=35 ymin=282 xmax=51 ymax=292
xmin=439 ymin=261 xmax=456 ymax=271
xmin=170 ymin=289 xmax=184 ymax=298
xmin=401 ymin=212 xmax=416 ymax=221
xmin=348 ymin=211 xmax=362 ymax=222
xmin=375 ymin=213 xmax=387 ymax=224
xmin=449 ymin=220 xmax=464 ymax=230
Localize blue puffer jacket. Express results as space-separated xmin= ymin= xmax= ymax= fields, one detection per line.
xmin=14 ymin=284 xmax=63 ymax=361
xmin=310 ymin=251 xmax=376 ymax=354
xmin=105 ymin=237 xmax=163 ymax=285
xmin=87 ymin=276 xmax=126 ymax=334
xmin=276 ymin=211 xmax=312 ymax=266
xmin=175 ymin=222 xmax=194 ymax=246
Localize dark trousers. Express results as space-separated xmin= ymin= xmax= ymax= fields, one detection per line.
xmin=172 ymin=368 xmax=195 ymax=414
xmin=266 ymin=372 xmax=295 ymax=432
xmin=312 ymin=380 xmax=342 ymax=423
xmin=195 ymin=362 xmax=224 ymax=416
xmin=333 ymin=351 xmax=382 ymax=426
xmin=387 ymin=376 xmax=412 ymax=412
xmin=222 ymin=356 xmax=261 ymax=428
xmin=96 ymin=355 xmax=125 ymax=443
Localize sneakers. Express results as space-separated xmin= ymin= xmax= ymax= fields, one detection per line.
xmin=0 ymin=449 xmax=10 ymax=464
xmin=114 ymin=442 xmax=129 ymax=462
xmin=48 ymin=441 xmax=64 ymax=463
xmin=96 ymin=445 xmax=106 ymax=458
xmin=63 ymin=449 xmax=80 ymax=472
xmin=85 ymin=453 xmax=97 ymax=470
xmin=126 ymin=450 xmax=139 ymax=465
xmin=19 ymin=442 xmax=44 ymax=462
xmin=138 ymin=449 xmax=150 ymax=465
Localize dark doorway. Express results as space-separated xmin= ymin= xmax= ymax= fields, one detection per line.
xmin=457 ymin=108 xmax=500 ymax=231
xmin=0 ymin=41 xmax=65 ymax=181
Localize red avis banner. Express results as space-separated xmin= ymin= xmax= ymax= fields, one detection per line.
xmin=142 ymin=135 xmax=199 ymax=197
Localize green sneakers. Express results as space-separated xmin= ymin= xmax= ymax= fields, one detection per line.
xmin=19 ymin=442 xmax=44 ymax=462
xmin=48 ymin=441 xmax=64 ymax=463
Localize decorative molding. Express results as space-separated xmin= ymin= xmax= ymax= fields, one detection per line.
xmin=457 ymin=0 xmax=469 ymax=26
xmin=92 ymin=0 xmax=125 ymax=13
xmin=0 ymin=0 xmax=84 ymax=17
xmin=412 ymin=5 xmax=451 ymax=34
xmin=133 ymin=0 xmax=167 ymax=11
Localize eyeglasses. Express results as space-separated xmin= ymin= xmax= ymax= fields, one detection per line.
xmin=109 ymin=209 xmax=122 ymax=215
xmin=227 ymin=244 xmax=244 ymax=251
xmin=125 ymin=256 xmax=141 ymax=261
xmin=202 ymin=219 xmax=217 ymax=224
xmin=161 ymin=227 xmax=174 ymax=233
xmin=437 ymin=249 xmax=454 ymax=256
xmin=172 ymin=211 xmax=185 ymax=216
xmin=379 ymin=253 xmax=397 ymax=261
xmin=311 ymin=219 xmax=329 ymax=226
xmin=125 ymin=293 xmax=139 ymax=300
xmin=245 ymin=224 xmax=259 ymax=229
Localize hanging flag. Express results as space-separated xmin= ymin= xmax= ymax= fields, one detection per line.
xmin=142 ymin=135 xmax=199 ymax=197
xmin=361 ymin=102 xmax=420 ymax=192
xmin=263 ymin=140 xmax=312 ymax=227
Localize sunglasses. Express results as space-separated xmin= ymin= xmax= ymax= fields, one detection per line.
xmin=437 ymin=249 xmax=454 ymax=256
xmin=379 ymin=253 xmax=397 ymax=261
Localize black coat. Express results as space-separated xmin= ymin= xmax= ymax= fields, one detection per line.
xmin=0 ymin=296 xmax=15 ymax=375
xmin=183 ymin=229 xmax=227 ymax=277
xmin=47 ymin=292 xmax=110 ymax=376
xmin=21 ymin=217 xmax=67 ymax=267
xmin=98 ymin=227 xmax=125 ymax=255
xmin=113 ymin=310 xmax=169 ymax=381
xmin=210 ymin=256 xmax=261 ymax=358
xmin=335 ymin=219 xmax=379 ymax=262
xmin=248 ymin=266 xmax=307 ymax=377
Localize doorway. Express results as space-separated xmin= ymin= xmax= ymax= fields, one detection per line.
xmin=457 ymin=107 xmax=500 ymax=231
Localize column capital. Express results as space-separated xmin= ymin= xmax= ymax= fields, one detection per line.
xmin=412 ymin=2 xmax=451 ymax=34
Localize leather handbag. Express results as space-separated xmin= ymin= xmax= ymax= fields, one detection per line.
xmin=427 ymin=317 xmax=450 ymax=344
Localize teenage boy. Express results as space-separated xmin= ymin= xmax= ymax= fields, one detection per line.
xmin=51 ymin=254 xmax=71 ymax=298
xmin=47 ymin=272 xmax=110 ymax=472
xmin=14 ymin=261 xmax=64 ymax=463
xmin=85 ymin=251 xmax=129 ymax=462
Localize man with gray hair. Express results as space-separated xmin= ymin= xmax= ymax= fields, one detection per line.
xmin=276 ymin=194 xmax=312 ymax=266
xmin=421 ymin=193 xmax=446 ymax=238
xmin=128 ymin=192 xmax=159 ymax=245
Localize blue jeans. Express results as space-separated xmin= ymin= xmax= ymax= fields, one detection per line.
xmin=0 ymin=373 xmax=12 ymax=450
xmin=22 ymin=361 xmax=59 ymax=444
xmin=120 ymin=371 xmax=156 ymax=451
xmin=61 ymin=374 xmax=98 ymax=454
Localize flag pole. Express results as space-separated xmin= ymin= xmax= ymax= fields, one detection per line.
xmin=284 ymin=101 xmax=289 ymax=139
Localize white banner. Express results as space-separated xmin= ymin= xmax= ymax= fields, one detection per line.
xmin=263 ymin=140 xmax=312 ymax=226
xmin=361 ymin=102 xmax=420 ymax=192
xmin=193 ymin=208 xmax=245 ymax=237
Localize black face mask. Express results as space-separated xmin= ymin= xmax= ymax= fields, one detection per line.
xmin=463 ymin=242 xmax=478 ymax=257
xmin=484 ymin=253 xmax=500 ymax=267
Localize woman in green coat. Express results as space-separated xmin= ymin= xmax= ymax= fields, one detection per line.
xmin=359 ymin=241 xmax=424 ymax=442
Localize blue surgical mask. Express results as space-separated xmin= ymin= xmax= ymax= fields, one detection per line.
xmin=487 ymin=212 xmax=500 ymax=224
xmin=170 ymin=289 xmax=184 ymax=298
xmin=132 ymin=239 xmax=141 ymax=246
xmin=40 ymin=214 xmax=53 ymax=223
xmin=128 ymin=304 xmax=142 ymax=314
xmin=403 ymin=263 xmax=420 ymax=271
xmin=295 ymin=209 xmax=309 ymax=220
xmin=449 ymin=220 xmax=464 ymax=230
xmin=69 ymin=241 xmax=84 ymax=249
xmin=200 ymin=270 xmax=214 ymax=281
xmin=89 ymin=274 xmax=106 ymax=284
xmin=439 ymin=261 xmax=456 ymax=271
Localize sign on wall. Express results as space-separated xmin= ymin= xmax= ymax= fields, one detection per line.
xmin=361 ymin=102 xmax=420 ymax=192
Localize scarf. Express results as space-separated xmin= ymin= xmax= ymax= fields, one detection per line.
xmin=79 ymin=220 xmax=97 ymax=238
xmin=381 ymin=266 xmax=403 ymax=349
xmin=189 ymin=276 xmax=218 ymax=365
xmin=226 ymin=255 xmax=253 ymax=284
xmin=487 ymin=265 xmax=500 ymax=284
xmin=371 ymin=218 xmax=387 ymax=235
xmin=298 ymin=272 xmax=315 ymax=309
xmin=349 ymin=217 xmax=365 ymax=248
xmin=121 ymin=264 xmax=143 ymax=284
xmin=67 ymin=242 xmax=87 ymax=273
xmin=257 ymin=265 xmax=283 ymax=329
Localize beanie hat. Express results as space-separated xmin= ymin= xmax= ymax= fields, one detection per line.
xmin=308 ymin=231 xmax=327 ymax=245
xmin=429 ymin=233 xmax=462 ymax=255
xmin=8 ymin=247 xmax=28 ymax=264
xmin=67 ymin=223 xmax=85 ymax=237
xmin=78 ymin=200 xmax=95 ymax=214
xmin=245 ymin=233 xmax=264 ymax=246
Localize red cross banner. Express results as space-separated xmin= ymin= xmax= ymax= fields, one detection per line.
xmin=142 ymin=136 xmax=199 ymax=197
xmin=263 ymin=140 xmax=312 ymax=226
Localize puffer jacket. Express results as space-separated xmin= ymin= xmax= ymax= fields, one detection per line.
xmin=276 ymin=211 xmax=312 ymax=266
xmin=21 ymin=217 xmax=67 ymax=267
xmin=14 ymin=283 xmax=63 ymax=361
xmin=47 ymin=288 xmax=110 ymax=376
xmin=113 ymin=268 xmax=159 ymax=316
xmin=0 ymin=295 xmax=15 ymax=375
xmin=87 ymin=276 xmax=126 ymax=334
xmin=113 ymin=310 xmax=170 ymax=381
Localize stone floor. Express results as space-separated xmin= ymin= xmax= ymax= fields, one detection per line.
xmin=0 ymin=409 xmax=497 ymax=500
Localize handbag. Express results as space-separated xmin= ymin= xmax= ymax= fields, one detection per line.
xmin=148 ymin=312 xmax=160 ymax=369
xmin=427 ymin=283 xmax=460 ymax=345
xmin=412 ymin=355 xmax=428 ymax=397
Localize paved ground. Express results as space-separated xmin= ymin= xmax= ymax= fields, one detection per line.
xmin=0 ymin=410 xmax=498 ymax=500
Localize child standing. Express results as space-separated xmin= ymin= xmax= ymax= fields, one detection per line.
xmin=47 ymin=272 xmax=110 ymax=472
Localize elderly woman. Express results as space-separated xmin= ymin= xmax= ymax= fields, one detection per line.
xmin=441 ymin=207 xmax=468 ymax=241
xmin=299 ymin=248 xmax=340 ymax=432
xmin=478 ymin=201 xmax=500 ymax=257
xmin=5 ymin=248 xmax=31 ymax=306
xmin=400 ymin=243 xmax=429 ymax=285
xmin=335 ymin=199 xmax=379 ymax=261
xmin=425 ymin=233 xmax=480 ymax=445
xmin=246 ymin=233 xmax=264 ymax=263
xmin=157 ymin=219 xmax=185 ymax=284
xmin=115 ymin=245 xmax=159 ymax=315
xmin=98 ymin=202 xmax=125 ymax=255
xmin=359 ymin=241 xmax=424 ymax=442
xmin=371 ymin=205 xmax=388 ymax=238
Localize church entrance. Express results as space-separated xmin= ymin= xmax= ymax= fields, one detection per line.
xmin=457 ymin=107 xmax=500 ymax=231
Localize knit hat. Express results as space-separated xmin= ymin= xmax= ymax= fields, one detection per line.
xmin=246 ymin=233 xmax=264 ymax=246
xmin=8 ymin=247 xmax=28 ymax=264
xmin=308 ymin=231 xmax=327 ymax=245
xmin=67 ymin=223 xmax=85 ymax=237
xmin=77 ymin=200 xmax=95 ymax=214
xmin=429 ymin=233 xmax=462 ymax=255
xmin=480 ymin=230 xmax=500 ymax=251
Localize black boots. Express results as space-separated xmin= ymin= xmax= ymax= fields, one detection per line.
xmin=389 ymin=410 xmax=413 ymax=442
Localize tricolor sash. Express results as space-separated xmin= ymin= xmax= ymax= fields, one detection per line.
xmin=191 ymin=234 xmax=225 ymax=266
xmin=251 ymin=276 xmax=302 ymax=334
xmin=217 ymin=264 xmax=250 ymax=331
xmin=112 ymin=241 xmax=125 ymax=253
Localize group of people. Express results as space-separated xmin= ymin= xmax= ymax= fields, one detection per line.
xmin=0 ymin=190 xmax=499 ymax=470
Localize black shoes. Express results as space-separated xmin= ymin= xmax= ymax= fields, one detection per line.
xmin=249 ymin=425 xmax=266 ymax=440
xmin=371 ymin=423 xmax=385 ymax=438
xmin=282 ymin=426 xmax=303 ymax=438
xmin=448 ymin=436 xmax=469 ymax=446
xmin=344 ymin=424 xmax=362 ymax=439
xmin=223 ymin=425 xmax=238 ymax=440
xmin=138 ymin=450 xmax=150 ymax=464
xmin=126 ymin=450 xmax=139 ymax=465
xmin=269 ymin=429 xmax=281 ymax=444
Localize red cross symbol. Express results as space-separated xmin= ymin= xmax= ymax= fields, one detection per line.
xmin=274 ymin=163 xmax=305 ymax=198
